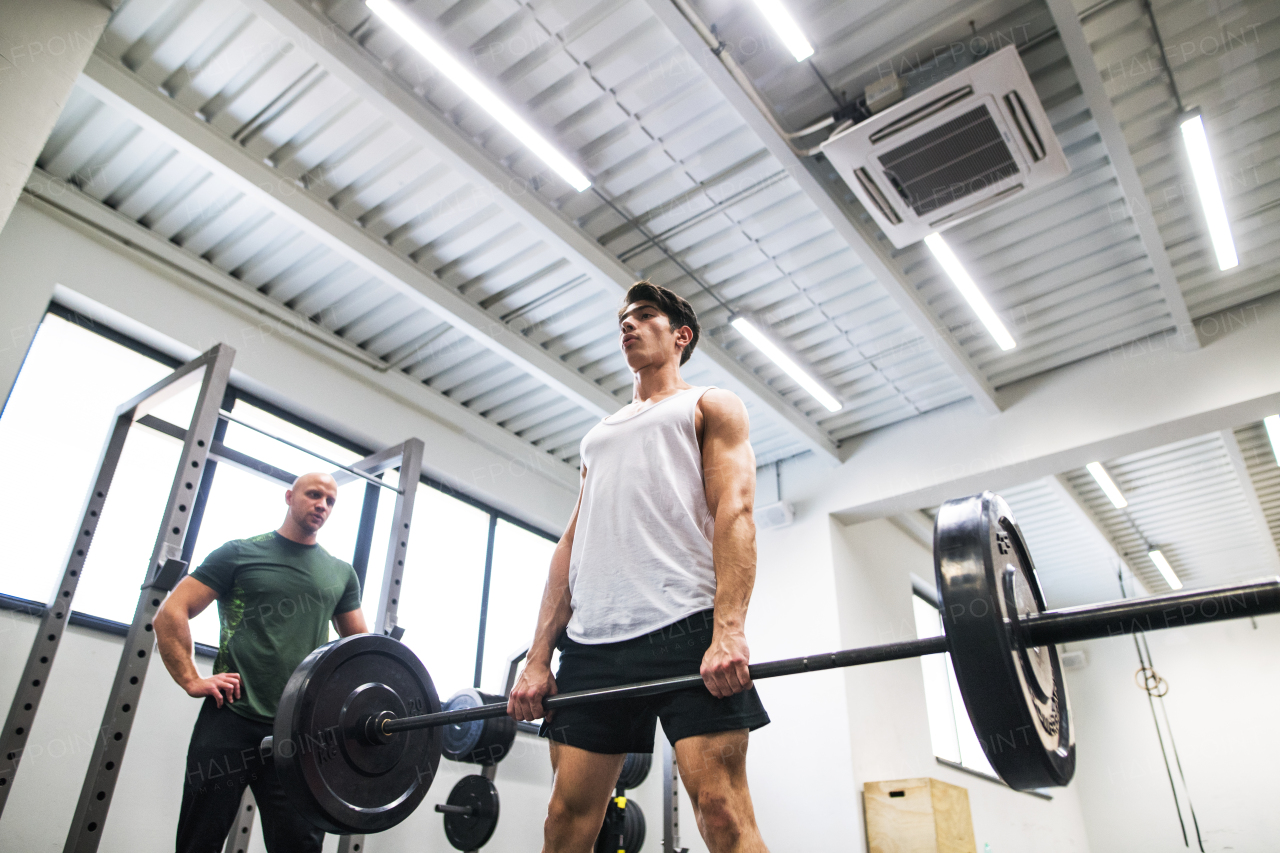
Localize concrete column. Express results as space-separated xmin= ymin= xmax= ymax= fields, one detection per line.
xmin=0 ymin=0 xmax=109 ymax=407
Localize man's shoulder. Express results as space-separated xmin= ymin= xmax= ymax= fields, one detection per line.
xmin=230 ymin=531 xmax=279 ymax=554
xmin=696 ymin=388 xmax=748 ymax=420
xmin=313 ymin=544 xmax=357 ymax=574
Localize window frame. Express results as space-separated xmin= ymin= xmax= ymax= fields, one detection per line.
xmin=0 ymin=302 xmax=559 ymax=670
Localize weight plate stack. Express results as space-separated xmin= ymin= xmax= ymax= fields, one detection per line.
xmin=440 ymin=774 xmax=500 ymax=850
xmin=934 ymin=491 xmax=1075 ymax=790
xmin=272 ymin=634 xmax=442 ymax=834
xmin=616 ymin=752 xmax=651 ymax=791
xmin=441 ymin=688 xmax=517 ymax=765
xmin=594 ymin=796 xmax=645 ymax=853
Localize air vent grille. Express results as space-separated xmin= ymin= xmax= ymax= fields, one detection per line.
xmin=877 ymin=105 xmax=1020 ymax=217
xmin=819 ymin=46 xmax=1071 ymax=247
xmin=854 ymin=168 xmax=902 ymax=224
xmin=868 ymin=86 xmax=973 ymax=145
xmin=1004 ymin=91 xmax=1046 ymax=162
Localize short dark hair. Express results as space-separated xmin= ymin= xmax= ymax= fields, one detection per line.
xmin=617 ymin=281 xmax=701 ymax=365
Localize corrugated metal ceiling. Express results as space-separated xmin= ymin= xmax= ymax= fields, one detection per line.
xmin=1080 ymin=0 xmax=1280 ymax=319
xmin=699 ymin=0 xmax=1203 ymax=388
xmin=332 ymin=0 xmax=975 ymax=438
xmin=1234 ymin=420 xmax=1280 ymax=549
xmin=1062 ymin=431 xmax=1277 ymax=593
xmin=32 ymin=0 xmax=1278 ymax=474
xmin=917 ymin=425 xmax=1280 ymax=606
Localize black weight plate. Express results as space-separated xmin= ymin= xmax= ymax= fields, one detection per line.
xmin=442 ymin=689 xmax=516 ymax=765
xmin=616 ymin=752 xmax=651 ymax=791
xmin=595 ymin=797 xmax=645 ymax=853
xmin=622 ymin=799 xmax=645 ymax=852
xmin=441 ymin=774 xmax=500 ymax=851
xmin=273 ymin=634 xmax=441 ymax=834
xmin=934 ymin=492 xmax=1075 ymax=790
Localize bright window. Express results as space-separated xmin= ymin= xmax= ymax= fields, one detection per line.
xmin=479 ymin=520 xmax=558 ymax=693
xmin=394 ymin=484 xmax=492 ymax=701
xmin=0 ymin=312 xmax=175 ymax=615
xmin=912 ymin=593 xmax=997 ymax=776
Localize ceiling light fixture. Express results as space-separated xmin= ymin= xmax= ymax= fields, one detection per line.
xmin=1179 ymin=112 xmax=1238 ymax=271
xmin=730 ymin=316 xmax=841 ymax=412
xmin=1265 ymin=414 xmax=1280 ymax=466
xmin=1147 ymin=549 xmax=1182 ymax=591
xmin=365 ymin=0 xmax=591 ymax=192
xmin=749 ymin=0 xmax=814 ymax=62
xmin=924 ymin=232 xmax=1016 ymax=351
xmin=1085 ymin=462 xmax=1128 ymax=509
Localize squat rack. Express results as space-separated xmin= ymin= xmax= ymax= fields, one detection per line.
xmin=0 ymin=343 xmax=236 ymax=824
xmin=0 ymin=342 xmax=426 ymax=853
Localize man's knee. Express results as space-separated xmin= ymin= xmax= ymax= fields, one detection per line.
xmin=695 ymin=790 xmax=747 ymax=846
xmin=546 ymin=789 xmax=602 ymax=824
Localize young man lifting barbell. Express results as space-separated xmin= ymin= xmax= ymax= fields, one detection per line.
xmin=508 ymin=282 xmax=772 ymax=853
xmin=154 ymin=472 xmax=369 ymax=853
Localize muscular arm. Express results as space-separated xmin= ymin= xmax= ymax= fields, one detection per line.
xmin=698 ymin=389 xmax=758 ymax=698
xmin=507 ymin=465 xmax=587 ymax=721
xmin=333 ymin=608 xmax=369 ymax=637
xmin=154 ymin=576 xmax=241 ymax=707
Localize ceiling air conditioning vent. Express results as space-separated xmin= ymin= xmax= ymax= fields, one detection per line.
xmin=821 ymin=46 xmax=1069 ymax=248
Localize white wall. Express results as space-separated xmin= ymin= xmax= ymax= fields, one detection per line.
xmin=1065 ymin=613 xmax=1280 ymax=853
xmin=739 ymin=506 xmax=861 ymax=850
xmin=0 ymin=609 xmax=207 ymax=853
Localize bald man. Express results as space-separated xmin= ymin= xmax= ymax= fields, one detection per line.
xmin=155 ymin=472 xmax=369 ymax=853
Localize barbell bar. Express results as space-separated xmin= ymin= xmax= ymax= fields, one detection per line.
xmin=260 ymin=492 xmax=1280 ymax=835
xmin=267 ymin=576 xmax=1279 ymax=743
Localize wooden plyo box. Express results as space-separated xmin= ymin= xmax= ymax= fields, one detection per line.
xmin=864 ymin=778 xmax=977 ymax=853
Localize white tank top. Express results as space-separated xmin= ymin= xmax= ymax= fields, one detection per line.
xmin=565 ymin=386 xmax=717 ymax=643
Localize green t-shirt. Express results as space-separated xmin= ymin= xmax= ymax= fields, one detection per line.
xmin=191 ymin=531 xmax=362 ymax=722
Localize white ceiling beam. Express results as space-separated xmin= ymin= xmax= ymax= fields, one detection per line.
xmin=887 ymin=510 xmax=935 ymax=552
xmin=1218 ymin=428 xmax=1280 ymax=572
xmin=811 ymin=290 xmax=1280 ymax=523
xmin=1045 ymin=0 xmax=1199 ymax=349
xmin=243 ymin=0 xmax=840 ymax=462
xmin=80 ymin=51 xmax=623 ymax=420
xmin=22 ymin=168 xmax=583 ymax=493
xmin=1042 ymin=474 xmax=1150 ymax=594
xmin=639 ymin=0 xmax=1003 ymax=416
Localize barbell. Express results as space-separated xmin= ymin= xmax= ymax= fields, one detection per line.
xmin=259 ymin=492 xmax=1280 ymax=835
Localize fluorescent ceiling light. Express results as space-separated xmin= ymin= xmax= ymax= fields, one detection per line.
xmin=1147 ymin=549 xmax=1182 ymax=590
xmin=730 ymin=316 xmax=841 ymax=412
xmin=924 ymin=233 xmax=1016 ymax=351
xmin=1179 ymin=113 xmax=1238 ymax=271
xmin=1265 ymin=414 xmax=1280 ymax=466
xmin=750 ymin=0 xmax=814 ymax=62
xmin=1085 ymin=462 xmax=1128 ymax=509
xmin=366 ymin=0 xmax=590 ymax=192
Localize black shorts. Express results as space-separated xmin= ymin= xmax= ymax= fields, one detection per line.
xmin=540 ymin=609 xmax=770 ymax=754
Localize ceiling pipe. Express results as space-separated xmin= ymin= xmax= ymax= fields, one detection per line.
xmin=666 ymin=0 xmax=825 ymax=157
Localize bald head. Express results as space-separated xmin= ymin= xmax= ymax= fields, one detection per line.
xmin=280 ymin=472 xmax=339 ymax=544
